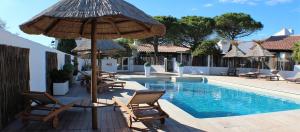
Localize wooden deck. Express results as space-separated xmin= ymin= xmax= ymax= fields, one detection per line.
xmin=3 ymin=81 xmax=203 ymax=132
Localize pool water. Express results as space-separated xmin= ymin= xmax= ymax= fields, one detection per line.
xmin=138 ymin=80 xmax=300 ymax=118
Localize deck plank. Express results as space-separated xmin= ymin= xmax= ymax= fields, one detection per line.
xmin=3 ymin=81 xmax=205 ymax=132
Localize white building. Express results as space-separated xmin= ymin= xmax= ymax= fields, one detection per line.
xmin=0 ymin=29 xmax=79 ymax=92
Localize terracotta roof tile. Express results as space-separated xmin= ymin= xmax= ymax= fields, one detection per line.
xmin=261 ymin=35 xmax=300 ymax=51
xmin=137 ymin=44 xmax=190 ymax=53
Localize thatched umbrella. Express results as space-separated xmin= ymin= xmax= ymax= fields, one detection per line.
xmin=20 ymin=0 xmax=165 ymax=129
xmin=73 ymin=39 xmax=126 ymax=61
xmin=223 ymin=41 xmax=247 ymax=67
xmin=246 ymin=40 xmax=273 ymax=72
xmin=74 ymin=40 xmax=125 ymax=68
xmin=73 ymin=39 xmax=125 ymax=53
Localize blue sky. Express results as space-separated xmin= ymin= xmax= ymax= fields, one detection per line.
xmin=0 ymin=0 xmax=299 ymax=47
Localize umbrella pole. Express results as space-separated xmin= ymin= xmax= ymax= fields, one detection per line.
xmin=91 ymin=20 xmax=98 ymax=129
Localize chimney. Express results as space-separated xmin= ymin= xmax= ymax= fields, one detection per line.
xmin=288 ymin=28 xmax=294 ymax=35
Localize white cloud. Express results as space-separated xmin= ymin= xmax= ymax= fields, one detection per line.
xmin=219 ymin=0 xmax=258 ymax=5
xmin=291 ymin=7 xmax=300 ymax=13
xmin=219 ymin=0 xmax=292 ymax=5
xmin=191 ymin=8 xmax=199 ymax=11
xmin=265 ymin=0 xmax=292 ymax=5
xmin=204 ymin=3 xmax=214 ymax=7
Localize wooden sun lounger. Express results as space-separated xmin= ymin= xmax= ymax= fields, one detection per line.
xmin=112 ymin=90 xmax=169 ymax=128
xmin=285 ymin=73 xmax=300 ymax=83
xmin=84 ymin=76 xmax=126 ymax=93
xmin=98 ymin=70 xmax=117 ymax=79
xmin=21 ymin=92 xmax=76 ymax=128
xmin=286 ymin=77 xmax=300 ymax=83
xmin=99 ymin=77 xmax=126 ymax=88
xmin=263 ymin=74 xmax=280 ymax=81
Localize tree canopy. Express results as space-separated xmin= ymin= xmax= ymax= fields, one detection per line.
xmin=139 ymin=16 xmax=181 ymax=64
xmin=57 ymin=39 xmax=77 ymax=55
xmin=292 ymin=42 xmax=300 ymax=63
xmin=214 ymin=13 xmax=263 ymax=40
xmin=180 ymin=16 xmax=215 ymax=47
xmin=113 ymin=38 xmax=134 ymax=58
xmin=140 ymin=16 xmax=181 ymax=45
xmin=192 ymin=40 xmax=221 ymax=56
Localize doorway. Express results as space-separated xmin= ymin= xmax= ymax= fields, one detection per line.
xmin=117 ymin=57 xmax=129 ymax=72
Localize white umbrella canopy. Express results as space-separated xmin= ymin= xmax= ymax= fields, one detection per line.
xmin=19 ymin=0 xmax=166 ymax=129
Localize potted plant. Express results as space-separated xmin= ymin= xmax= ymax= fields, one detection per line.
xmin=144 ymin=62 xmax=151 ymax=77
xmin=63 ymin=63 xmax=75 ymax=84
xmin=178 ymin=63 xmax=184 ymax=77
xmin=50 ymin=69 xmax=69 ymax=95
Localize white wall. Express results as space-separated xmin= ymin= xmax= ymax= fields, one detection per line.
xmin=151 ymin=65 xmax=165 ymax=72
xmin=132 ymin=65 xmax=144 ymax=72
xmin=183 ymin=66 xmax=210 ymax=75
xmin=295 ymin=65 xmax=300 ymax=72
xmin=101 ymin=58 xmax=117 ymax=72
xmin=209 ymin=67 xmax=228 ymax=75
xmin=131 ymin=65 xmax=166 ymax=72
xmin=0 ymin=29 xmax=75 ymax=92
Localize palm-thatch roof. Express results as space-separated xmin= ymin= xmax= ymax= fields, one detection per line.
xmin=223 ymin=44 xmax=247 ymax=58
xmin=20 ymin=0 xmax=165 ymax=39
xmin=73 ymin=39 xmax=125 ymax=52
xmin=246 ymin=41 xmax=274 ymax=57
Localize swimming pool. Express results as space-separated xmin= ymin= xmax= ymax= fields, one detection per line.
xmin=138 ymin=79 xmax=300 ymax=118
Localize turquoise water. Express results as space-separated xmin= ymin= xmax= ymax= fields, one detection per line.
xmin=138 ymin=80 xmax=300 ymax=118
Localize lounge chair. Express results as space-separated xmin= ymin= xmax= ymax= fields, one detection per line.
xmin=286 ymin=72 xmax=300 ymax=83
xmin=239 ymin=72 xmax=260 ymax=78
xmin=84 ymin=77 xmax=126 ymax=93
xmin=101 ymin=77 xmax=126 ymax=89
xmin=98 ymin=70 xmax=117 ymax=79
xmin=258 ymin=70 xmax=280 ymax=81
xmin=21 ymin=92 xmax=75 ymax=128
xmin=113 ymin=90 xmax=169 ymax=127
xmin=78 ymin=71 xmax=90 ymax=86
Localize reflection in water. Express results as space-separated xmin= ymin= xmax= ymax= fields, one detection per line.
xmin=139 ymin=80 xmax=300 ymax=118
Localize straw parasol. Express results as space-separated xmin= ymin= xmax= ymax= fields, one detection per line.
xmin=20 ymin=0 xmax=165 ymax=129
xmin=223 ymin=41 xmax=247 ymax=67
xmin=246 ymin=40 xmax=274 ymax=72
xmin=73 ymin=39 xmax=125 ymax=54
xmin=246 ymin=40 xmax=273 ymax=57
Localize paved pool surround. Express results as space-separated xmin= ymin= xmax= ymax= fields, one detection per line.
xmin=118 ymin=74 xmax=300 ymax=131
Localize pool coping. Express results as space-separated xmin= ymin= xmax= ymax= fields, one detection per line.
xmin=119 ymin=75 xmax=300 ymax=116
xmin=119 ymin=75 xmax=300 ymax=131
xmin=206 ymin=77 xmax=300 ymax=103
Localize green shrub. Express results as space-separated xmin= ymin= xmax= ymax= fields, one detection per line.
xmin=63 ymin=63 xmax=74 ymax=73
xmin=50 ymin=69 xmax=69 ymax=83
xmin=178 ymin=63 xmax=184 ymax=67
xmin=73 ymin=69 xmax=79 ymax=76
xmin=144 ymin=62 xmax=151 ymax=67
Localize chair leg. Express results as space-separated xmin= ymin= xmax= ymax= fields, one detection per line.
xmin=52 ymin=116 xmax=59 ymax=128
xmin=128 ymin=115 xmax=133 ymax=128
xmin=113 ymin=103 xmax=116 ymax=111
xmin=21 ymin=118 xmax=29 ymax=127
xmin=160 ymin=118 xmax=165 ymax=124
